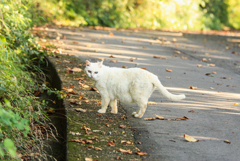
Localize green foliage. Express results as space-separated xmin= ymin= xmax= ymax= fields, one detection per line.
xmin=33 ymin=0 xmax=238 ymax=30
xmin=0 ymin=0 xmax=58 ymax=159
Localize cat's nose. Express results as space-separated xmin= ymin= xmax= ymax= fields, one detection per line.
xmin=91 ymin=75 xmax=93 ymax=78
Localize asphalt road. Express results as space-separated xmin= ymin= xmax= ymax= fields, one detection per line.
xmin=42 ymin=26 xmax=240 ymax=161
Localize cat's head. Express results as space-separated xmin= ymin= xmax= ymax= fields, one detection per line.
xmin=85 ymin=60 xmax=103 ymax=81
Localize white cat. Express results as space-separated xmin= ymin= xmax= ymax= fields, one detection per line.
xmin=85 ymin=60 xmax=185 ymax=118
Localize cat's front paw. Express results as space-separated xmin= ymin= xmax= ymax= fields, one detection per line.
xmin=132 ymin=112 xmax=143 ymax=118
xmin=111 ymin=110 xmax=118 ymax=114
xmin=98 ymin=109 xmax=106 ymax=113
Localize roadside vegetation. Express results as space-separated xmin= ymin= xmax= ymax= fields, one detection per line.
xmin=33 ymin=0 xmax=240 ymax=30
xmin=0 ymin=1 xmax=63 ymax=160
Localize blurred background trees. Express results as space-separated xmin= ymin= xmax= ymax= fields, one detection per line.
xmin=32 ymin=0 xmax=240 ymax=30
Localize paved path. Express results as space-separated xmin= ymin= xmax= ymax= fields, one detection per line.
xmin=43 ymin=26 xmax=240 ymax=161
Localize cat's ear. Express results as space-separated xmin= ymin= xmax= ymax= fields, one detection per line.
xmin=98 ymin=60 xmax=103 ymax=68
xmin=86 ymin=60 xmax=91 ymax=66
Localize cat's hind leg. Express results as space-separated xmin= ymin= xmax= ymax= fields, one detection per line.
xmin=110 ymin=99 xmax=118 ymax=114
xmin=98 ymin=96 xmax=110 ymax=113
xmin=132 ymin=101 xmax=148 ymax=118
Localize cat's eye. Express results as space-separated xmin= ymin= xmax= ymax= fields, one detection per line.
xmin=88 ymin=70 xmax=91 ymax=73
xmin=95 ymin=72 xmax=98 ymax=74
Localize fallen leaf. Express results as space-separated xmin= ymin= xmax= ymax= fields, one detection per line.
xmin=181 ymin=56 xmax=187 ymax=59
xmin=174 ymin=50 xmax=181 ymax=54
xmin=153 ymin=56 xmax=167 ymax=59
xmin=122 ymin=66 xmax=128 ymax=69
xmin=136 ymin=151 xmax=148 ymax=155
xmin=173 ymin=38 xmax=177 ymax=42
xmin=66 ymin=88 xmax=74 ymax=93
xmin=148 ymin=101 xmax=157 ymax=105
xmin=110 ymin=60 xmax=117 ymax=63
xmin=72 ymin=67 xmax=82 ymax=72
xmin=227 ymin=85 xmax=235 ymax=87
xmin=233 ymin=103 xmax=239 ymax=106
xmin=90 ymin=87 xmax=99 ymax=93
xmin=208 ymin=64 xmax=215 ymax=67
xmin=85 ymin=157 xmax=93 ymax=161
xmin=121 ymin=140 xmax=133 ymax=145
xmin=205 ymin=53 xmax=210 ymax=56
xmin=119 ymin=125 xmax=126 ymax=128
xmin=142 ymin=46 xmax=147 ymax=49
xmin=86 ymin=44 xmax=92 ymax=47
xmin=202 ymin=58 xmax=207 ymax=62
xmin=129 ymin=58 xmax=134 ymax=62
xmin=220 ymin=77 xmax=227 ymax=79
xmin=189 ymin=86 xmax=197 ymax=90
xmin=188 ymin=110 xmax=195 ymax=113
xmin=197 ymin=64 xmax=203 ymax=67
xmin=70 ymin=85 xmax=75 ymax=88
xmin=155 ymin=114 xmax=164 ymax=120
xmin=144 ymin=117 xmax=156 ymax=121
xmin=109 ymin=32 xmax=114 ymax=36
xmin=75 ymin=108 xmax=87 ymax=112
xmin=165 ymin=68 xmax=172 ymax=72
xmin=183 ymin=134 xmax=199 ymax=142
xmin=166 ymin=76 xmax=171 ymax=79
xmin=105 ymin=123 xmax=109 ymax=127
xmin=150 ymin=42 xmax=154 ymax=45
xmin=109 ymin=55 xmax=116 ymax=58
xmin=118 ymin=148 xmax=132 ymax=154
xmin=212 ymin=72 xmax=217 ymax=74
xmin=85 ymin=140 xmax=93 ymax=144
xmin=107 ymin=141 xmax=115 ymax=146
xmin=69 ymin=139 xmax=85 ymax=143
xmin=224 ymin=140 xmax=231 ymax=144
xmin=94 ymin=147 xmax=102 ymax=151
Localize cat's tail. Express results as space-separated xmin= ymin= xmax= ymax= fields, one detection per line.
xmin=152 ymin=75 xmax=186 ymax=101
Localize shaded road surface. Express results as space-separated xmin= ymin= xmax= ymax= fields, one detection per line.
xmin=39 ymin=26 xmax=240 ymax=161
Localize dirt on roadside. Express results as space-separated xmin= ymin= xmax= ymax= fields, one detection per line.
xmin=47 ymin=52 xmax=143 ymax=161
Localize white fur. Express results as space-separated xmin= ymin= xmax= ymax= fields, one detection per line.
xmin=85 ymin=60 xmax=185 ymax=118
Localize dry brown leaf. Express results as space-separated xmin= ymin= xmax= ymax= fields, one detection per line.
xmin=122 ymin=66 xmax=128 ymax=69
xmin=174 ymin=50 xmax=181 ymax=54
xmin=85 ymin=157 xmax=93 ymax=161
xmin=109 ymin=32 xmax=114 ymax=36
xmin=183 ymin=134 xmax=199 ymax=142
xmin=148 ymin=101 xmax=157 ymax=105
xmin=208 ymin=64 xmax=215 ymax=67
xmin=107 ymin=141 xmax=115 ymax=146
xmin=189 ymin=86 xmax=198 ymax=90
xmin=110 ymin=60 xmax=117 ymax=63
xmin=66 ymin=88 xmax=73 ymax=93
xmin=136 ymin=151 xmax=148 ymax=155
xmin=212 ymin=72 xmax=217 ymax=74
xmin=118 ymin=148 xmax=132 ymax=154
xmin=197 ymin=64 xmax=203 ymax=67
xmin=144 ymin=117 xmax=156 ymax=121
xmin=165 ymin=68 xmax=173 ymax=72
xmin=119 ymin=125 xmax=126 ymax=128
xmin=202 ymin=58 xmax=207 ymax=62
xmin=109 ymin=55 xmax=115 ymax=58
xmin=121 ymin=140 xmax=133 ymax=145
xmin=153 ymin=55 xmax=167 ymax=59
xmin=166 ymin=76 xmax=171 ymax=79
xmin=220 ymin=77 xmax=227 ymax=79
xmin=224 ymin=140 xmax=231 ymax=144
xmin=188 ymin=110 xmax=195 ymax=113
xmin=142 ymin=46 xmax=147 ymax=49
xmin=72 ymin=67 xmax=82 ymax=72
xmin=90 ymin=87 xmax=99 ymax=93
xmin=94 ymin=147 xmax=102 ymax=151
xmin=70 ymin=101 xmax=82 ymax=105
xmin=233 ymin=103 xmax=239 ymax=106
xmin=181 ymin=56 xmax=188 ymax=59
xmin=129 ymin=58 xmax=134 ymax=62
xmin=105 ymin=123 xmax=109 ymax=127
xmin=86 ymin=44 xmax=92 ymax=47
xmin=75 ymin=108 xmax=87 ymax=112
xmin=155 ymin=114 xmax=164 ymax=120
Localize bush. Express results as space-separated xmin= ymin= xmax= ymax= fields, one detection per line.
xmin=0 ymin=0 xmax=54 ymax=159
xmin=33 ymin=0 xmax=237 ymax=30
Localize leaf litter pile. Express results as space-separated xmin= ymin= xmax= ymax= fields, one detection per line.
xmin=48 ymin=53 xmax=142 ymax=161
